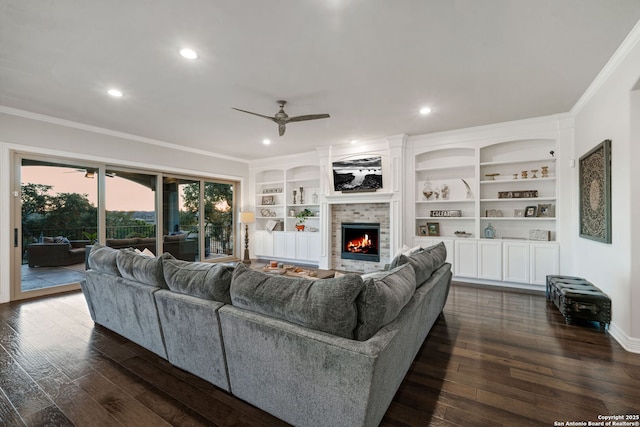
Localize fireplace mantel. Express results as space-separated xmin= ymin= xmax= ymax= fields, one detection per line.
xmin=324 ymin=192 xmax=394 ymax=205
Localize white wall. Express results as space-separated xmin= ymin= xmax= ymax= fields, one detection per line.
xmin=0 ymin=109 xmax=249 ymax=303
xmin=572 ymin=26 xmax=640 ymax=351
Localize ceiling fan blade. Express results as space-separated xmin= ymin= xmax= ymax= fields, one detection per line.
xmin=286 ymin=113 xmax=330 ymax=123
xmin=232 ymin=108 xmax=275 ymax=122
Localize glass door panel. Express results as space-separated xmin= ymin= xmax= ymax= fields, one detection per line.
xmin=162 ymin=177 xmax=199 ymax=261
xmin=203 ymin=181 xmax=235 ymax=260
xmin=18 ymin=158 xmax=98 ymax=296
xmin=105 ymin=169 xmax=158 ymax=255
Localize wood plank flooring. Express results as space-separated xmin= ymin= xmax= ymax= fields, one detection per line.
xmin=1 ymin=282 xmax=639 ymax=426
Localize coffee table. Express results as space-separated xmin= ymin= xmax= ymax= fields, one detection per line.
xmin=251 ymin=263 xmax=335 ymax=279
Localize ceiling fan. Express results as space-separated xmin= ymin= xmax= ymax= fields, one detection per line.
xmin=233 ymin=100 xmax=330 ymax=136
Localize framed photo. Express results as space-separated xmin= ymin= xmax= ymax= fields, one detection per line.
xmin=418 ymin=225 xmax=428 ymax=236
xmin=537 ymin=204 xmax=554 ymax=217
xmin=427 ymin=222 xmax=440 ymax=236
xmin=579 ymin=139 xmax=612 ymax=243
xmin=514 ymin=209 xmax=525 ymax=217
xmin=261 ymin=195 xmax=274 ymax=205
xmin=524 ymin=206 xmax=537 ymax=217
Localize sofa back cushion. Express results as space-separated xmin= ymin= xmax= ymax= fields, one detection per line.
xmin=116 ymin=249 xmax=167 ymax=289
xmin=389 ymin=241 xmax=447 ymax=288
xmin=88 ymin=243 xmax=121 ymax=276
xmin=162 ymin=255 xmax=234 ymax=303
xmin=355 ymin=263 xmax=416 ymax=341
xmin=230 ymin=263 xmax=364 ymax=339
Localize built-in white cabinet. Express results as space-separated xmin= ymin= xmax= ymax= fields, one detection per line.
xmin=254 ymin=230 xmax=321 ymax=263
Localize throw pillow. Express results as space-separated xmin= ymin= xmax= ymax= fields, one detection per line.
xmin=116 ymin=249 xmax=167 ymax=289
xmin=88 ymin=243 xmax=120 ymax=276
xmin=162 ymin=255 xmax=234 ymax=303
xmin=54 ymin=235 xmax=71 ymax=249
xmin=356 ymin=263 xmax=416 ymax=341
xmin=230 ymin=263 xmax=364 ymax=340
xmin=389 ymin=241 xmax=447 ymax=288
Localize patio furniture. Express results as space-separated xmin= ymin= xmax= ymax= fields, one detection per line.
xmin=27 ymin=240 xmax=90 ymax=267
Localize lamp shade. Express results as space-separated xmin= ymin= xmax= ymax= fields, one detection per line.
xmin=239 ymin=211 xmax=255 ymax=224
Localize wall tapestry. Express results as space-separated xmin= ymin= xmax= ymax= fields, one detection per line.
xmin=579 ymin=139 xmax=612 ymax=243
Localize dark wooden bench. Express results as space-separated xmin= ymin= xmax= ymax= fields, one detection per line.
xmin=546 ymin=275 xmax=611 ymax=330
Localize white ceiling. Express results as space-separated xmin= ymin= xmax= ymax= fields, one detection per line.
xmin=2 ymin=1 xmax=640 ymax=160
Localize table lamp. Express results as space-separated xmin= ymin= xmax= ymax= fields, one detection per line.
xmin=239 ymin=211 xmax=255 ymax=264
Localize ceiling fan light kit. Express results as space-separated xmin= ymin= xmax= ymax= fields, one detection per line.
xmin=233 ymin=100 xmax=330 ymax=136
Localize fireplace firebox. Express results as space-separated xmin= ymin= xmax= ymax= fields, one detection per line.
xmin=341 ymin=222 xmax=380 ymax=262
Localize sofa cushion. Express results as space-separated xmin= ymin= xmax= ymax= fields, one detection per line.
xmin=106 ymin=238 xmax=140 ymax=248
xmin=162 ymin=255 xmax=234 ymax=303
xmin=230 ymin=263 xmax=364 ymax=339
xmin=116 ymin=249 xmax=167 ymax=289
xmin=88 ymin=243 xmax=121 ymax=276
xmin=389 ymin=241 xmax=447 ymax=288
xmin=356 ymin=263 xmax=416 ymax=341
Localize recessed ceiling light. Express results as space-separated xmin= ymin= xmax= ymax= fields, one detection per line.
xmin=262 ymin=139 xmax=271 ymax=145
xmin=419 ymin=107 xmax=432 ymax=115
xmin=107 ymin=89 xmax=123 ymax=97
xmin=180 ymin=48 xmax=198 ymax=60
xmin=350 ymin=139 xmax=358 ymax=144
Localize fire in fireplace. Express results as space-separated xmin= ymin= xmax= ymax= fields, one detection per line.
xmin=341 ymin=222 xmax=380 ymax=262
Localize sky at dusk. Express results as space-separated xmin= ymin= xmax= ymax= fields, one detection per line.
xmin=22 ymin=166 xmax=155 ymax=211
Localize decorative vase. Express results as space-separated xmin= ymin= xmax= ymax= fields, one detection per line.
xmin=484 ymin=223 xmax=496 ymax=239
xmin=422 ymin=180 xmax=434 ymax=200
xmin=296 ymin=224 xmax=305 ymax=232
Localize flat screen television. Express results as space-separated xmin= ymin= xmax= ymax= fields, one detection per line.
xmin=332 ymin=156 xmax=383 ymax=192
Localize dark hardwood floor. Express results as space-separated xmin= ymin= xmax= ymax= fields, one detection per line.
xmin=1 ymin=282 xmax=639 ymax=426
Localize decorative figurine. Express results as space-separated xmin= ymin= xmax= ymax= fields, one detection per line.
xmin=521 ymin=170 xmax=528 ymax=179
xmin=312 ymin=191 xmax=318 ymax=204
xmin=531 ymin=169 xmax=538 ymax=178
xmin=541 ymin=166 xmax=549 ymax=178
xmin=440 ymin=184 xmax=449 ymax=200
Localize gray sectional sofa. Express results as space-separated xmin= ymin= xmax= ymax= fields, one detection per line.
xmin=81 ymin=242 xmax=452 ymax=427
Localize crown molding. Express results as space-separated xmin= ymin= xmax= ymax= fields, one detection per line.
xmin=0 ymin=106 xmax=249 ymax=164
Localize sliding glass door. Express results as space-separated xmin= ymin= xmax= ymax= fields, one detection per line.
xmin=12 ymin=154 xmax=238 ymax=301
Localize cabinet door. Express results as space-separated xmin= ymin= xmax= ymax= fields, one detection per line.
xmin=478 ymin=240 xmax=502 ymax=281
xmin=454 ymin=240 xmax=478 ymax=278
xmin=296 ymin=233 xmax=309 ymax=260
xmin=254 ymin=230 xmax=273 ymax=257
xmin=503 ymin=242 xmax=530 ymax=284
xmin=296 ymin=233 xmax=320 ymax=262
xmin=530 ymin=243 xmax=559 ymax=286
xmin=273 ymin=232 xmax=286 ymax=258
xmin=284 ymin=232 xmax=297 ymax=259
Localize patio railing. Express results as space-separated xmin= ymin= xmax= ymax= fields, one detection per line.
xmin=23 ymin=224 xmax=234 ymax=263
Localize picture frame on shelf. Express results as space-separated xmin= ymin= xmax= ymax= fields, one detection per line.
xmin=261 ymin=195 xmax=275 ymax=205
xmin=514 ymin=208 xmax=525 ymax=217
xmin=537 ymin=204 xmax=554 ymax=217
xmin=427 ymin=222 xmax=440 ymax=236
xmin=486 ymin=209 xmax=503 ymax=217
xmin=418 ymin=225 xmax=428 ymax=236
xmin=524 ymin=206 xmax=537 ymax=217
xmin=579 ymin=139 xmax=612 ymax=243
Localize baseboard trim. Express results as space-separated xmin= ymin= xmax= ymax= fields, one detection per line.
xmin=608 ymin=322 xmax=640 ymax=354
